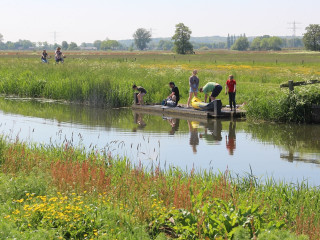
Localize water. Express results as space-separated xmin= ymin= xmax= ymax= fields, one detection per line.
xmin=1 ymin=97 xmax=320 ymax=185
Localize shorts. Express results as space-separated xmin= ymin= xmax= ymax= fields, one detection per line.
xmin=139 ymin=92 xmax=146 ymax=97
xmin=211 ymin=85 xmax=222 ymax=98
xmin=56 ymin=58 xmax=64 ymax=63
xmin=189 ymin=84 xmax=198 ymax=93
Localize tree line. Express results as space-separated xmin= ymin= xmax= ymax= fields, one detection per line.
xmin=0 ymin=23 xmax=319 ymax=53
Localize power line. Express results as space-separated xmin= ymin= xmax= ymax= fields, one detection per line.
xmin=288 ymin=21 xmax=301 ymax=37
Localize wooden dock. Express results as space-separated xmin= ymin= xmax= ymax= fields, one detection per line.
xmin=132 ymin=104 xmax=246 ymax=119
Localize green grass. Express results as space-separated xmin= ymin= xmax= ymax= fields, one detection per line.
xmin=0 ymin=138 xmax=318 ymax=239
xmin=0 ymin=51 xmax=320 ymax=122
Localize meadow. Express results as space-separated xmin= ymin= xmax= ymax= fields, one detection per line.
xmin=0 ymin=50 xmax=320 ymax=122
xmin=0 ymin=138 xmax=318 ymax=240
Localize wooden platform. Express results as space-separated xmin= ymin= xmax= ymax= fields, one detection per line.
xmin=132 ymin=104 xmax=246 ymax=119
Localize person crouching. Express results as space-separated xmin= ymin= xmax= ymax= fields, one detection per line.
xmin=167 ymin=82 xmax=180 ymax=106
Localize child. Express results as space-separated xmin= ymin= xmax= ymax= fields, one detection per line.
xmin=225 ymin=75 xmax=236 ymax=111
xmin=55 ymin=47 xmax=65 ymax=63
xmin=41 ymin=50 xmax=49 ymax=63
xmin=187 ymin=70 xmax=199 ymax=108
xmin=132 ymin=84 xmax=147 ymax=105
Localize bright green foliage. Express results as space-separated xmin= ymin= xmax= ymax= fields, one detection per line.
xmin=231 ymin=36 xmax=249 ymax=51
xmin=303 ymin=24 xmax=320 ymax=51
xmin=172 ymin=23 xmax=194 ymax=54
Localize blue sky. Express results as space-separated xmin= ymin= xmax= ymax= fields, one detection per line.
xmin=1 ymin=0 xmax=319 ymax=43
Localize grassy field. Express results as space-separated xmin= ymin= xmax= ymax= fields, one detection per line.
xmin=0 ymin=138 xmax=318 ymax=240
xmin=0 ymin=50 xmax=320 ymax=122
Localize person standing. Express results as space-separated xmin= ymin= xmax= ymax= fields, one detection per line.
xmin=225 ymin=75 xmax=236 ymax=111
xmin=199 ymin=82 xmax=223 ymax=103
xmin=41 ymin=49 xmax=49 ymax=63
xmin=187 ymin=70 xmax=199 ymax=108
xmin=55 ymin=47 xmax=65 ymax=63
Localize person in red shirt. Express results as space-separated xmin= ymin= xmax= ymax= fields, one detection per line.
xmin=225 ymin=75 xmax=236 ymax=111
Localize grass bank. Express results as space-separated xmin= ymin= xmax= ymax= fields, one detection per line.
xmin=0 ymin=138 xmax=318 ymax=239
xmin=0 ymin=51 xmax=320 ymax=121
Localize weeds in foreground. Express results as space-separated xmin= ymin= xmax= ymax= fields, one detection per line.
xmin=0 ymin=140 xmax=318 ymax=239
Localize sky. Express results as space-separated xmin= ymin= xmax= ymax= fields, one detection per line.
xmin=1 ymin=0 xmax=319 ymax=44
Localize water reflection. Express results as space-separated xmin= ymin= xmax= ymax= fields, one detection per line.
xmin=133 ymin=113 xmax=147 ymax=131
xmin=167 ymin=118 xmax=180 ymax=135
xmin=188 ymin=120 xmax=199 ymax=154
xmin=226 ymin=121 xmax=236 ymax=155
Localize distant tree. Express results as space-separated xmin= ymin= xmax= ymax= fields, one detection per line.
xmin=133 ymin=28 xmax=152 ymax=50
xmin=303 ymin=24 xmax=320 ymax=51
xmin=269 ymin=37 xmax=283 ymax=50
xmin=250 ymin=37 xmax=262 ymax=50
xmin=172 ymin=23 xmax=193 ymax=54
xmin=80 ymin=42 xmax=87 ymax=47
xmin=93 ymin=40 xmax=102 ymax=50
xmin=68 ymin=42 xmax=78 ymax=50
xmin=158 ymin=40 xmax=174 ymax=50
xmin=0 ymin=33 xmax=4 ymax=42
xmin=227 ymin=34 xmax=231 ymax=49
xmin=100 ymin=40 xmax=121 ymax=50
xmin=260 ymin=38 xmax=270 ymax=50
xmin=231 ymin=36 xmax=249 ymax=51
xmin=61 ymin=41 xmax=69 ymax=50
xmin=43 ymin=41 xmax=49 ymax=49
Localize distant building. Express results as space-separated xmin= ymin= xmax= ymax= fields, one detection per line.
xmin=79 ymin=46 xmax=97 ymax=51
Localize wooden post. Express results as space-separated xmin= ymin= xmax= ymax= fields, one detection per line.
xmin=288 ymin=80 xmax=294 ymax=91
xmin=214 ymin=100 xmax=222 ymax=116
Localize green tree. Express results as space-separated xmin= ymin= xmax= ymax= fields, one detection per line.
xmin=61 ymin=41 xmax=69 ymax=50
xmin=68 ymin=42 xmax=78 ymax=50
xmin=80 ymin=42 xmax=87 ymax=47
xmin=133 ymin=28 xmax=152 ymax=50
xmin=227 ymin=34 xmax=231 ymax=49
xmin=303 ymin=24 xmax=320 ymax=51
xmin=157 ymin=40 xmax=174 ymax=50
xmin=0 ymin=33 xmax=3 ymax=42
xmin=93 ymin=40 xmax=102 ymax=50
xmin=231 ymin=36 xmax=249 ymax=51
xmin=172 ymin=23 xmax=193 ymax=54
xmin=269 ymin=37 xmax=283 ymax=50
xmin=250 ymin=37 xmax=262 ymax=50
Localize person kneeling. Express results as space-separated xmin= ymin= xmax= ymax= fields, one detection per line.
xmin=166 ymin=82 xmax=180 ymax=107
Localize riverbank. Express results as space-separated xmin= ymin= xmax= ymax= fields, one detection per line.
xmin=0 ymin=51 xmax=320 ymax=122
xmin=0 ymin=138 xmax=318 ymax=239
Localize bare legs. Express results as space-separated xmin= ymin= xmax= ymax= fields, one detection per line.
xmin=187 ymin=92 xmax=197 ymax=107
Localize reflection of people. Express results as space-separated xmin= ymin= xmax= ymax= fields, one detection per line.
xmin=199 ymin=120 xmax=223 ymax=144
xmin=41 ymin=50 xmax=49 ymax=63
xmin=167 ymin=82 xmax=180 ymax=106
xmin=187 ymin=70 xmax=199 ymax=108
xmin=225 ymin=75 xmax=236 ymax=111
xmin=188 ymin=120 xmax=199 ymax=154
xmin=132 ymin=85 xmax=147 ymax=105
xmin=168 ymin=118 xmax=180 ymax=135
xmin=226 ymin=121 xmax=236 ymax=155
xmin=200 ymin=82 xmax=223 ymax=103
xmin=133 ymin=113 xmax=147 ymax=131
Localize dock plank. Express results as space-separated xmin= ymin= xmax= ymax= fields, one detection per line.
xmin=132 ymin=104 xmax=246 ymax=119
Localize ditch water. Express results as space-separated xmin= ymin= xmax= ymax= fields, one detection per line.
xmin=1 ymin=97 xmax=320 ymax=185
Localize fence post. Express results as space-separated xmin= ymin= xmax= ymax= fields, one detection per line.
xmin=288 ymin=80 xmax=294 ymax=91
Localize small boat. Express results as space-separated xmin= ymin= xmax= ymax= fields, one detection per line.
xmin=191 ymin=97 xmax=215 ymax=111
